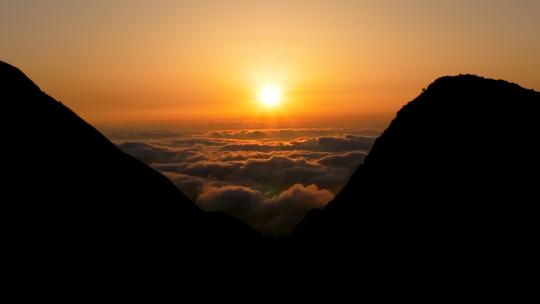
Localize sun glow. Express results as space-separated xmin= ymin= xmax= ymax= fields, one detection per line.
xmin=258 ymin=85 xmax=282 ymax=108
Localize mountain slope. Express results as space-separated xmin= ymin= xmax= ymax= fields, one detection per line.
xmin=1 ymin=61 xmax=268 ymax=273
xmin=4 ymin=61 xmax=538 ymax=279
xmin=293 ymin=75 xmax=539 ymax=270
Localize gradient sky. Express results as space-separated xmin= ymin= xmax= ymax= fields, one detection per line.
xmin=2 ymin=0 xmax=539 ymax=126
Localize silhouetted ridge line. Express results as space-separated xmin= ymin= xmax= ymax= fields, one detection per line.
xmin=292 ymin=74 xmax=539 ymax=279
xmin=4 ymin=60 xmax=539 ymax=282
xmin=1 ymin=61 xmax=269 ymax=278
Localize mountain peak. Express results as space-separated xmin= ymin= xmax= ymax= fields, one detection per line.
xmin=3 ymin=61 xmax=269 ymax=274
xmin=293 ymin=74 xmax=540 ymax=271
xmin=0 ymin=61 xmax=41 ymax=94
xmin=407 ymin=74 xmax=535 ymax=109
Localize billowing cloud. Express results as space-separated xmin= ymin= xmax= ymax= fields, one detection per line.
xmin=317 ymin=151 xmax=367 ymax=168
xmin=288 ymin=135 xmax=374 ymax=152
xmin=118 ymin=142 xmax=205 ymax=164
xmin=154 ymin=161 xmax=242 ymax=179
xmin=208 ymin=128 xmax=364 ymax=140
xmin=234 ymin=156 xmax=326 ymax=192
xmin=196 ymin=183 xmax=334 ymax=235
xmin=104 ymin=129 xmax=188 ymax=141
xmin=113 ymin=127 xmax=378 ymax=235
xmin=162 ymin=172 xmax=207 ymax=201
xmin=254 ymin=184 xmax=334 ymax=235
xmin=219 ymin=135 xmax=375 ymax=153
xmin=197 ymin=185 xmax=263 ymax=219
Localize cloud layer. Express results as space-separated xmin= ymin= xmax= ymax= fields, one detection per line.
xmin=113 ymin=128 xmax=376 ymax=235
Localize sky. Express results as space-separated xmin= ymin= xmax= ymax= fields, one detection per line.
xmin=2 ymin=0 xmax=540 ymax=235
xmin=2 ymin=0 xmax=540 ymax=127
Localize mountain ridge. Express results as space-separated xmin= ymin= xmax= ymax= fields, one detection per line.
xmin=2 ymin=60 xmax=538 ymax=279
xmin=292 ymin=74 xmax=539 ymax=275
xmin=1 ymin=61 xmax=269 ymax=273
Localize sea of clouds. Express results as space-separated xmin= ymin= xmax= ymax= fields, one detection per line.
xmin=107 ymin=128 xmax=378 ymax=235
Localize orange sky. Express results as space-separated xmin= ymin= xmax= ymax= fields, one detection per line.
xmin=2 ymin=0 xmax=539 ymax=127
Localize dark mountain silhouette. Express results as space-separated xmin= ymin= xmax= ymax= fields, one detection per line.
xmin=3 ymin=60 xmax=539 ymax=282
xmin=292 ymin=75 xmax=539 ymax=275
xmin=1 ymin=61 xmax=269 ymax=275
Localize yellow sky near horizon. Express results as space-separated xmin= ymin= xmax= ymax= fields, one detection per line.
xmin=1 ymin=0 xmax=539 ymax=126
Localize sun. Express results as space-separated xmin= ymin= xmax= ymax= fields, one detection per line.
xmin=258 ymin=85 xmax=282 ymax=108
